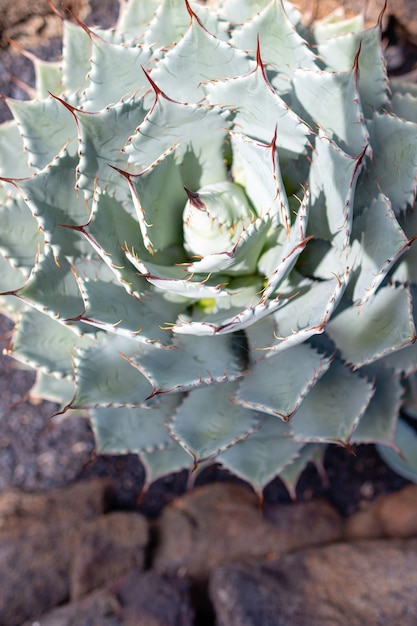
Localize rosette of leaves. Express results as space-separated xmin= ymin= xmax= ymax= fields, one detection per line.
xmin=1 ymin=0 xmax=417 ymax=495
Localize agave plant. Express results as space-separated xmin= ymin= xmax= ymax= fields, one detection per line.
xmin=1 ymin=0 xmax=417 ymax=495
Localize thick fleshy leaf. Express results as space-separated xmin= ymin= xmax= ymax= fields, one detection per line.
xmin=391 ymin=92 xmax=417 ymax=125
xmin=327 ymin=285 xmax=416 ymax=369
xmin=292 ymin=66 xmax=368 ymax=157
xmin=73 ymin=99 xmax=147 ymax=199
xmin=318 ymin=23 xmax=388 ymax=118
xmin=235 ymin=343 xmax=331 ymax=420
xmin=350 ymin=194 xmax=409 ymax=304
xmin=278 ymin=443 xmax=325 ymax=500
xmin=61 ymin=21 xmax=92 ymax=98
xmin=230 ymin=0 xmax=317 ymax=87
xmin=357 ymin=112 xmax=417 ymax=214
xmin=185 ymin=214 xmax=272 ymax=276
xmin=9 ymin=307 xmax=93 ymax=378
xmin=125 ymin=88 xmax=231 ymax=189
xmin=391 ymin=209 xmax=417 ymax=285
xmin=91 ymin=395 xmax=182 ymax=453
xmin=0 ymin=120 xmax=31 ymax=179
xmin=206 ymin=65 xmax=309 ymax=162
xmin=125 ymin=252 xmax=232 ymax=300
xmin=123 ymin=147 xmax=186 ymax=253
xmin=127 ymin=333 xmax=246 ymax=394
xmin=313 ymin=12 xmax=365 ymax=43
xmin=172 ymin=292 xmax=287 ymax=335
xmin=17 ymin=152 xmax=91 ymax=260
xmin=351 ymin=366 xmax=403 ymax=445
xmin=289 ymin=362 xmax=374 ymax=444
xmin=0 ymin=194 xmax=42 ymax=271
xmin=218 ymin=415 xmax=303 ymax=494
xmin=116 ymin=0 xmax=160 ymax=39
xmin=250 ymin=273 xmax=346 ymax=355
xmin=306 ymin=131 xmax=364 ymax=255
xmin=72 ymin=335 xmax=154 ymax=408
xmin=230 ymin=132 xmax=291 ymax=229
xmin=151 ymin=14 xmax=252 ymax=102
xmin=140 ymin=442 xmax=193 ymax=485
xmin=377 ymin=418 xmax=417 ymax=482
xmin=7 ymin=97 xmax=77 ymax=170
xmin=170 ymin=381 xmax=261 ymax=461
xmin=31 ymin=371 xmax=75 ymax=406
xmin=17 ymin=252 xmax=84 ymax=320
xmin=0 ymin=255 xmax=28 ymax=302
xmin=79 ymin=190 xmax=152 ymax=295
xmin=81 ymin=37 xmax=153 ymax=110
xmin=76 ymin=276 xmax=185 ymax=344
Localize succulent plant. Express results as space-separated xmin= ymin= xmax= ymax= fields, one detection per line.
xmin=1 ymin=0 xmax=417 ymax=495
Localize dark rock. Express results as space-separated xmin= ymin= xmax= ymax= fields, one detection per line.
xmin=70 ymin=512 xmax=148 ymax=600
xmin=210 ymin=539 xmax=417 ymax=626
xmin=153 ymin=483 xmax=343 ymax=580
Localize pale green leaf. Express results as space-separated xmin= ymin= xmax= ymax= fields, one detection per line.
xmin=61 ymin=21 xmax=92 ymax=98
xmin=125 ymin=94 xmax=231 ymax=189
xmin=391 ymin=208 xmax=417 ymax=285
xmin=19 ymin=251 xmax=84 ymax=320
xmin=128 ymin=333 xmax=246 ymax=393
xmin=72 ymin=335 xmax=153 ymax=408
xmin=218 ymin=415 xmax=303 ymax=493
xmin=289 ymin=361 xmax=374 ymax=444
xmin=7 ymin=96 xmax=77 ymax=170
xmin=0 ymin=120 xmax=31 ymax=179
xmin=10 ymin=307 xmax=93 ymax=378
xmin=318 ymin=23 xmax=388 ymax=117
xmin=75 ymin=99 xmax=146 ymax=199
xmin=352 ymin=366 xmax=403 ymax=445
xmin=124 ymin=147 xmax=186 ymax=253
xmin=151 ymin=16 xmax=252 ymax=102
xmin=350 ymin=194 xmax=409 ymax=304
xmin=327 ymin=285 xmax=416 ymax=368
xmin=236 ymin=343 xmax=331 ymax=419
xmin=91 ymin=395 xmax=182 ymax=453
xmin=230 ymin=0 xmax=317 ymax=93
xmin=377 ymin=418 xmax=417 ymax=483
xmin=141 ymin=442 xmax=193 ymax=485
xmin=17 ymin=152 xmax=90 ymax=260
xmin=0 ymin=194 xmax=42 ymax=271
xmin=292 ymin=66 xmax=368 ymax=157
xmin=31 ymin=371 xmax=75 ymax=406
xmin=357 ymin=111 xmax=417 ymax=214
xmin=81 ymin=38 xmax=153 ymax=110
xmin=77 ymin=277 xmax=184 ymax=344
xmin=170 ymin=381 xmax=261 ymax=461
xmin=205 ymin=63 xmax=309 ymax=161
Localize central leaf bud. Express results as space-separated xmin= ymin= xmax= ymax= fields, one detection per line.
xmin=183 ymin=181 xmax=253 ymax=259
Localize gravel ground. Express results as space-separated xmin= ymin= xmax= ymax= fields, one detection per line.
xmin=0 ymin=0 xmax=415 ymax=519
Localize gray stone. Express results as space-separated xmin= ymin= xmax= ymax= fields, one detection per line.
xmin=22 ymin=587 xmax=123 ymax=626
xmin=70 ymin=512 xmax=149 ymax=599
xmin=0 ymin=477 xmax=113 ymax=534
xmin=112 ymin=570 xmax=194 ymax=626
xmin=153 ymin=483 xmax=343 ymax=580
xmin=210 ymin=539 xmax=417 ymax=626
xmin=25 ymin=571 xmax=194 ymax=626
xmin=0 ymin=524 xmax=75 ymax=625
